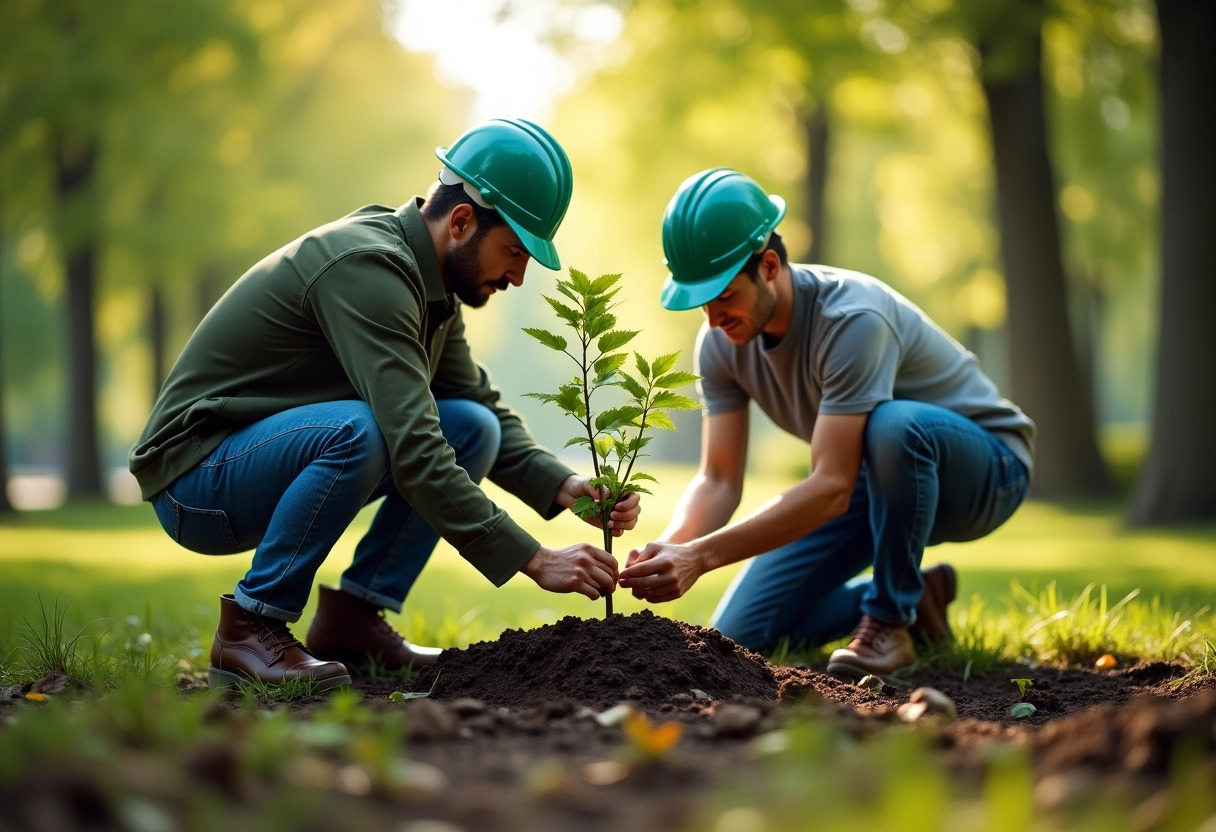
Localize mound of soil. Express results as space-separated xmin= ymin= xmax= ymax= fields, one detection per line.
xmin=411 ymin=609 xmax=778 ymax=711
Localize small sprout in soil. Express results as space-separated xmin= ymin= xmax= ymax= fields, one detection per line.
xmin=390 ymin=672 xmax=440 ymax=702
xmin=523 ymin=268 xmax=700 ymax=618
xmin=1009 ymin=702 xmax=1037 ymax=719
xmin=857 ymin=674 xmax=884 ymax=691
xmin=1095 ymin=653 xmax=1118 ymax=670
xmin=1010 ymin=677 xmax=1034 ymax=699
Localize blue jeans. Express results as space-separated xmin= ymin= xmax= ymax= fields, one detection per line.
xmin=709 ymin=400 xmax=1029 ymax=652
xmin=151 ymin=399 xmax=501 ymax=622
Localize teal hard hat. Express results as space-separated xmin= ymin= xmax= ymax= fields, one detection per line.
xmin=660 ymin=168 xmax=786 ymax=310
xmin=436 ymin=118 xmax=573 ymax=270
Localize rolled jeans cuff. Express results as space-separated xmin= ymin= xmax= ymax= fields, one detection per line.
xmin=235 ymin=586 xmax=300 ymax=623
xmin=339 ymin=578 xmax=404 ymax=613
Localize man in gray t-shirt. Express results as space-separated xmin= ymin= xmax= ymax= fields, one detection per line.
xmin=618 ymin=169 xmax=1035 ymax=680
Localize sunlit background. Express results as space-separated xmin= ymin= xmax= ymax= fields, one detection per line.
xmin=0 ymin=0 xmax=1194 ymax=521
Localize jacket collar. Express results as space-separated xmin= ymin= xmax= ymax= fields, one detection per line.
xmin=398 ymin=198 xmax=449 ymax=304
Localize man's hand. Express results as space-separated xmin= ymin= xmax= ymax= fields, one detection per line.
xmin=554 ymin=474 xmax=641 ymax=537
xmin=618 ymin=541 xmax=707 ymax=603
xmin=521 ymin=543 xmax=620 ymax=600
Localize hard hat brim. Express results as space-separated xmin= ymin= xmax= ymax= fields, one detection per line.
xmin=660 ymin=254 xmax=748 ymax=311
xmin=502 ymin=213 xmax=560 ymax=271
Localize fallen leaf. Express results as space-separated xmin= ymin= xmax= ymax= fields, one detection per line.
xmin=1095 ymin=654 xmax=1118 ymax=670
xmin=24 ymin=692 xmax=48 ymax=703
xmin=623 ymin=711 xmax=683 ymax=756
xmin=388 ymin=691 xmax=430 ymax=702
xmin=1009 ymin=702 xmax=1037 ymax=719
xmin=30 ymin=673 xmax=69 ymax=694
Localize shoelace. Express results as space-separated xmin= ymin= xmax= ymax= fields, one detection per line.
xmin=256 ymin=619 xmax=303 ymax=656
xmin=374 ymin=610 xmax=403 ymax=639
xmin=849 ymin=616 xmax=888 ymax=649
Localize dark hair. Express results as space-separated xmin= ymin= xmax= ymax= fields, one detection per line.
xmin=739 ymin=230 xmax=788 ymax=282
xmin=420 ymin=181 xmax=507 ymax=244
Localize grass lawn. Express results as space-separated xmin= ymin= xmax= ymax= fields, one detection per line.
xmin=2 ymin=463 xmax=1214 ymax=675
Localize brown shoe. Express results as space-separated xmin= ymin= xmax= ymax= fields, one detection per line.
xmin=306 ymin=586 xmax=441 ymax=675
xmin=826 ymin=615 xmax=917 ymax=682
xmin=909 ymin=563 xmax=957 ymax=647
xmin=209 ymin=595 xmax=351 ymax=691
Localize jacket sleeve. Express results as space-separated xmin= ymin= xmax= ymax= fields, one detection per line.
xmin=429 ymin=309 xmax=576 ymax=519
xmin=304 ymin=249 xmax=540 ymax=585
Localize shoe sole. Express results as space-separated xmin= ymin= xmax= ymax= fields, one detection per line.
xmin=208 ymin=666 xmax=352 ymax=692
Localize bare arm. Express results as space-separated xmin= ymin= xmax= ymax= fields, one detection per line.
xmin=620 ymin=412 xmax=868 ymax=602
xmin=659 ymin=409 xmax=748 ymax=543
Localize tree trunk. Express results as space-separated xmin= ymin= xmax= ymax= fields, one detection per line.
xmin=55 ymin=137 xmax=104 ymax=499
xmin=803 ymin=105 xmax=829 ymax=264
xmin=150 ymin=283 xmax=168 ymax=402
xmin=0 ymin=271 xmax=13 ymax=517
xmin=980 ymin=26 xmax=1115 ymax=499
xmin=1127 ymin=0 xmax=1216 ymax=525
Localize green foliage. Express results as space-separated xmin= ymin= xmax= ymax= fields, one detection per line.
xmin=1010 ymin=677 xmax=1034 ymax=698
xmin=523 ymin=269 xmax=699 ymax=526
xmin=1008 ymin=701 xmax=1037 ymax=719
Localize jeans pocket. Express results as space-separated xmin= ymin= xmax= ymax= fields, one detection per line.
xmin=153 ymin=490 xmax=240 ymax=555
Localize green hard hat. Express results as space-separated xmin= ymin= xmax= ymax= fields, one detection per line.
xmin=660 ymin=168 xmax=786 ymax=310
xmin=436 ymin=118 xmax=573 ymax=270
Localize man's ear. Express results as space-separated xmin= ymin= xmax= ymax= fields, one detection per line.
xmin=761 ymin=248 xmax=781 ymax=282
xmin=447 ymin=203 xmax=476 ymax=243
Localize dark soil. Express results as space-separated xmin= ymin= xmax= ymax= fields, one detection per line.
xmin=4 ymin=609 xmax=1214 ymax=832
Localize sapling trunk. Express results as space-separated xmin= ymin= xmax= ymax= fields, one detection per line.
xmin=523 ymin=269 xmax=700 ymax=620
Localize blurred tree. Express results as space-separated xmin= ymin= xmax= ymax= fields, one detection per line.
xmin=926 ymin=0 xmax=1115 ymax=498
xmin=1128 ymin=0 xmax=1215 ymax=524
xmin=0 ymin=0 xmax=257 ymax=499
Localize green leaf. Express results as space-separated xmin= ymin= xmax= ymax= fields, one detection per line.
xmin=593 ymin=353 xmax=628 ymax=378
xmin=653 ymin=370 xmax=699 ymax=389
xmin=521 ymin=392 xmax=558 ymax=404
xmin=555 ymin=384 xmax=585 ymax=417
xmin=569 ymin=268 xmax=592 ymax=294
xmin=571 ymin=495 xmax=602 ymax=519
xmin=593 ymin=435 xmax=615 ymax=459
xmin=596 ymin=406 xmax=643 ymax=433
xmin=612 ymin=437 xmax=630 ymax=459
xmin=587 ymin=312 xmax=616 ymax=339
xmin=554 ymin=282 xmax=582 ymax=306
xmin=1008 ymin=702 xmax=1037 ymax=719
xmin=543 ymin=296 xmax=581 ymax=328
xmin=564 ymin=436 xmax=591 ymax=449
xmin=628 ymin=472 xmax=659 ymax=483
xmin=621 ymin=484 xmax=653 ymax=496
xmin=650 ymin=351 xmax=681 ymax=377
xmin=646 ymin=411 xmax=677 ymax=431
xmin=598 ymin=329 xmax=639 ymax=353
xmin=589 ymin=272 xmax=623 ymax=294
xmin=651 ymin=391 xmax=701 ymax=411
xmin=618 ymin=373 xmax=647 ymax=400
xmin=522 ymin=327 xmax=567 ymax=352
xmin=634 ymin=352 xmax=651 ymax=379
xmin=388 ymin=691 xmax=431 ymax=702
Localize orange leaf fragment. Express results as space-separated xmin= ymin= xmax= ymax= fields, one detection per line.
xmin=24 ymin=692 xmax=48 ymax=702
xmin=1095 ymin=653 xmax=1118 ymax=670
xmin=623 ymin=711 xmax=683 ymax=756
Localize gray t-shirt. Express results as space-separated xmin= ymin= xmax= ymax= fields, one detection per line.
xmin=695 ymin=264 xmax=1035 ymax=473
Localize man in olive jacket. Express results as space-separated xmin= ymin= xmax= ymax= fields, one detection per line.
xmin=130 ymin=119 xmax=636 ymax=691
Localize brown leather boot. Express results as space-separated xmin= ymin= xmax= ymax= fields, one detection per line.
xmin=909 ymin=563 xmax=957 ymax=647
xmin=306 ymin=586 xmax=442 ymax=675
xmin=826 ymin=614 xmax=917 ymax=682
xmin=209 ymin=595 xmax=351 ymax=691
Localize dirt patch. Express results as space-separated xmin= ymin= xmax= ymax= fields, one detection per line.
xmin=3 ymin=610 xmax=1214 ymax=832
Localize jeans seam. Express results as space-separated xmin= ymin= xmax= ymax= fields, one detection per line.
xmin=262 ymin=421 xmax=354 ymax=603
xmin=200 ymin=423 xmax=356 ymax=467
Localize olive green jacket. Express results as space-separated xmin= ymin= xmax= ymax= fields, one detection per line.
xmin=129 ymin=199 xmax=574 ymax=585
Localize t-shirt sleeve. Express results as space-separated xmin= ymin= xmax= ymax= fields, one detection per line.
xmin=694 ymin=324 xmax=749 ymax=414
xmin=817 ymin=310 xmax=901 ymax=415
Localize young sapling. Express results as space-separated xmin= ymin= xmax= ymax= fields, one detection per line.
xmin=523 ymin=269 xmax=700 ymax=617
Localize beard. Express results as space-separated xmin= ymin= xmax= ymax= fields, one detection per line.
xmin=445 ymin=236 xmax=508 ymax=309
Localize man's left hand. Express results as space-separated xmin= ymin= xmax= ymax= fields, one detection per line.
xmin=555 ymin=475 xmax=641 ymax=537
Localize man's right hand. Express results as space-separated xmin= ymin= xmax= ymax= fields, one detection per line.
xmin=521 ymin=544 xmax=619 ymax=600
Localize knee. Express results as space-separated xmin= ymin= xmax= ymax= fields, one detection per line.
xmin=444 ymin=401 xmax=501 ymax=481
xmin=341 ymin=402 xmax=390 ymax=474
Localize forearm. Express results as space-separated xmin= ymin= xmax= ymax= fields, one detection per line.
xmin=693 ymin=474 xmax=851 ymax=571
xmin=660 ymin=472 xmax=742 ymax=544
